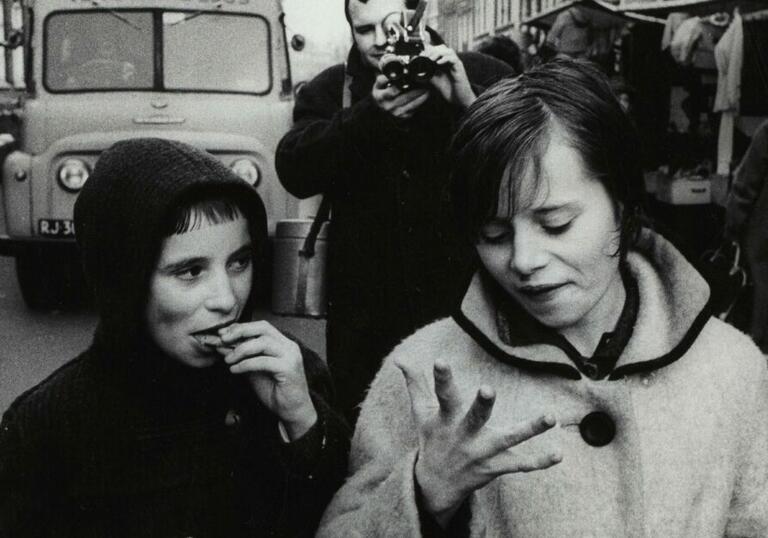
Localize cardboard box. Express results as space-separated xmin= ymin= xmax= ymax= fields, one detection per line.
xmin=656 ymin=176 xmax=711 ymax=205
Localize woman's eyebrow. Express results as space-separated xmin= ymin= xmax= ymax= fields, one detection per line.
xmin=228 ymin=243 xmax=253 ymax=259
xmin=160 ymin=256 xmax=207 ymax=273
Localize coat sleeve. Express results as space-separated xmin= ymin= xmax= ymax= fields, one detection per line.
xmin=0 ymin=398 xmax=58 ymax=535
xmin=275 ymin=66 xmax=408 ymax=200
xmin=316 ymin=356 xmax=430 ymax=537
xmin=273 ymin=342 xmax=351 ymax=538
xmin=724 ymin=350 xmax=768 ymax=536
xmin=724 ymin=121 xmax=768 ymax=240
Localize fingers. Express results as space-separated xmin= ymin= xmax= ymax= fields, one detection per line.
xmin=391 ymin=90 xmax=430 ymax=119
xmin=219 ymin=320 xmax=279 ymax=344
xmin=433 ymin=360 xmax=461 ymax=419
xmin=422 ymin=44 xmax=460 ymax=68
xmin=223 ymin=334 xmax=280 ymax=365
xmin=373 ymin=74 xmax=430 ymax=116
xmin=228 ymin=354 xmax=284 ymax=376
xmin=462 ymin=386 xmax=496 ymax=434
xmin=483 ymin=414 xmax=558 ymax=456
xmin=395 ymin=359 xmax=436 ymax=426
xmin=496 ymin=449 xmax=563 ymax=475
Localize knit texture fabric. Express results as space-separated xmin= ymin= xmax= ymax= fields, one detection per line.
xmin=1 ymin=138 xmax=349 ymax=537
xmin=74 ymin=137 xmax=267 ymax=369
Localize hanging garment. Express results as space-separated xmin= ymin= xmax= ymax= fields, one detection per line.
xmin=714 ymin=12 xmax=743 ymax=175
xmin=662 ymin=12 xmax=691 ymax=50
xmin=669 ymin=16 xmax=702 ymax=65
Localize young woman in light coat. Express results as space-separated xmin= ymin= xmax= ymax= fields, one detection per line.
xmin=318 ymin=59 xmax=768 ymax=537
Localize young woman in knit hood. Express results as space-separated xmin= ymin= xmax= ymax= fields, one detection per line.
xmin=318 ymin=60 xmax=768 ymax=536
xmin=0 ymin=138 xmax=348 ymax=537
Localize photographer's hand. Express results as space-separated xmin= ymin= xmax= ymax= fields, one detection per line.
xmin=397 ymin=358 xmax=562 ymax=528
xmin=424 ymin=45 xmax=476 ymax=109
xmin=372 ymin=74 xmax=430 ymax=120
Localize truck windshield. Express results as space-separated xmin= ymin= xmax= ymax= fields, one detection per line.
xmin=45 ymin=10 xmax=271 ymax=94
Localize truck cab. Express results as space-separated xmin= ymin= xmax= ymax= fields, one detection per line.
xmin=0 ymin=0 xmax=300 ymax=308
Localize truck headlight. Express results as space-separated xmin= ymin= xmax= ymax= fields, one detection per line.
xmin=230 ymin=158 xmax=260 ymax=187
xmin=57 ymin=159 xmax=91 ymax=192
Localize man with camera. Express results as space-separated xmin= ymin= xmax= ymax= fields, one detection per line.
xmin=276 ymin=0 xmax=512 ymax=424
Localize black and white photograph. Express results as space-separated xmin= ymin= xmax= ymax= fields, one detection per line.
xmin=1 ymin=0 xmax=767 ymax=536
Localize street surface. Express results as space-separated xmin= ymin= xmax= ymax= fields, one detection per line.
xmin=0 ymin=255 xmax=325 ymax=414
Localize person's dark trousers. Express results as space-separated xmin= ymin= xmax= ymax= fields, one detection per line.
xmin=326 ymin=319 xmax=396 ymax=426
xmin=746 ymin=249 xmax=768 ymax=354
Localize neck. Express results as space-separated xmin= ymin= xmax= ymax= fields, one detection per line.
xmin=560 ymin=268 xmax=627 ymax=357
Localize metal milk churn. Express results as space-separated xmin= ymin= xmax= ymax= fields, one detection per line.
xmin=271 ymin=218 xmax=329 ymax=318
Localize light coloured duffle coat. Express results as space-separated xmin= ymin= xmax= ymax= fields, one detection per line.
xmin=319 ymin=229 xmax=768 ymax=537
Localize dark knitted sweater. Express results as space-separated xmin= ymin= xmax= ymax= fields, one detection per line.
xmin=0 ymin=341 xmax=347 ymax=538
xmin=0 ymin=139 xmax=349 ymax=537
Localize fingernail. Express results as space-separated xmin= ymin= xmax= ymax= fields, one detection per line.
xmin=478 ymin=386 xmax=495 ymax=400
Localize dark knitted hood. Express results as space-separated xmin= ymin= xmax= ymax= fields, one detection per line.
xmin=74 ymin=138 xmax=267 ymax=369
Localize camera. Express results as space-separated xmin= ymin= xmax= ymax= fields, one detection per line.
xmin=378 ymin=0 xmax=435 ymax=91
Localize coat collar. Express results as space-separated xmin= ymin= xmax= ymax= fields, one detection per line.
xmin=453 ymin=229 xmax=712 ymax=380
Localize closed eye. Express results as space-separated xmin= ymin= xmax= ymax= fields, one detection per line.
xmin=478 ymin=222 xmax=512 ymax=244
xmin=542 ymin=221 xmax=573 ymax=235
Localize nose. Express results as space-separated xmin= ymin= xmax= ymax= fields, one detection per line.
xmin=374 ymin=24 xmax=388 ymax=47
xmin=510 ymin=226 xmax=547 ymax=277
xmin=204 ymin=269 xmax=238 ymax=314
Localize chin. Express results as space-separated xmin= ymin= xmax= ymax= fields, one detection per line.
xmin=174 ymin=351 xmax=219 ymax=369
xmin=524 ymin=302 xmax=583 ymax=330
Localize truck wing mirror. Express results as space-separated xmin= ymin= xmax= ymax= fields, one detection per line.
xmin=0 ymin=30 xmax=24 ymax=49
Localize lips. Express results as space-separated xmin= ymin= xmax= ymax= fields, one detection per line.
xmin=517 ymin=283 xmax=566 ymax=302
xmin=191 ymin=320 xmax=236 ymax=349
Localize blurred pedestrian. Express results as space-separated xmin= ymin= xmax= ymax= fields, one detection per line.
xmin=725 ymin=118 xmax=768 ymax=353
xmin=475 ymin=35 xmax=524 ymax=75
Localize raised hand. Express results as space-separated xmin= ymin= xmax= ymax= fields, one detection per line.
xmin=396 ymin=358 xmax=561 ymax=527
xmin=372 ymin=74 xmax=430 ymax=120
xmin=422 ymin=44 xmax=476 ymax=108
xmin=219 ymin=321 xmax=317 ymax=441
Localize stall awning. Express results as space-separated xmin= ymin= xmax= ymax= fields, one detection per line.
xmin=619 ymin=0 xmax=768 ymax=16
xmin=522 ymin=0 xmax=663 ymax=29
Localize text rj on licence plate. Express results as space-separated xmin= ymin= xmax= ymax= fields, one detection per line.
xmin=38 ymin=219 xmax=75 ymax=237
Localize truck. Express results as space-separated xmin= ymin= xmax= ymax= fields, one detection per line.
xmin=0 ymin=0 xmax=303 ymax=308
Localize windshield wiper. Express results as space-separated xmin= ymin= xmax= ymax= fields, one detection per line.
xmin=89 ymin=0 xmax=143 ymax=31
xmin=168 ymin=1 xmax=224 ymax=26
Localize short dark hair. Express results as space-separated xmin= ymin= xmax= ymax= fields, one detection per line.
xmin=475 ymin=35 xmax=523 ymax=75
xmin=346 ymin=0 xmax=417 ymax=23
xmin=345 ymin=0 xmax=370 ymax=23
xmin=161 ymin=182 xmax=267 ymax=255
xmin=450 ymin=58 xmax=645 ymax=257
xmin=163 ymin=190 xmax=246 ymax=238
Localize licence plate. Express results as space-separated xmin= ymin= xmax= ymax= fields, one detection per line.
xmin=38 ymin=219 xmax=75 ymax=238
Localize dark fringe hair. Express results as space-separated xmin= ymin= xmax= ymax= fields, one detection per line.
xmin=450 ymin=58 xmax=646 ymax=259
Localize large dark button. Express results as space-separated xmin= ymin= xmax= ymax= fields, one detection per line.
xmin=581 ymin=362 xmax=600 ymax=380
xmin=579 ymin=411 xmax=615 ymax=447
xmin=224 ymin=409 xmax=241 ymax=429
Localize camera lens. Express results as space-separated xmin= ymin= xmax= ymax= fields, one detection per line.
xmin=379 ymin=54 xmax=406 ymax=82
xmin=408 ymin=56 xmax=436 ymax=83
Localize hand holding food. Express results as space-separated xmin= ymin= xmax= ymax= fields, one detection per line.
xmin=210 ymin=320 xmax=318 ymax=441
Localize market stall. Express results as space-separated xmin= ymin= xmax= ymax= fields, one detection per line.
xmin=620 ymin=0 xmax=768 ymax=331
